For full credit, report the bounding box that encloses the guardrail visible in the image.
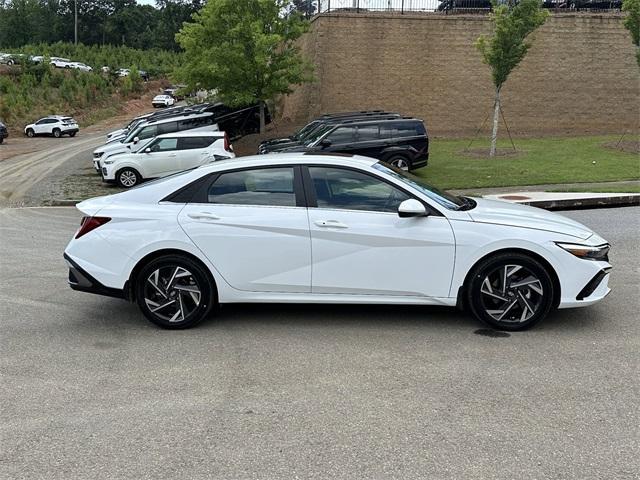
[303,0,623,15]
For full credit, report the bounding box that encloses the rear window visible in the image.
[179,136,219,150]
[178,116,214,131]
[381,121,426,138]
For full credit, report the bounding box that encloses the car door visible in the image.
[352,124,384,159]
[178,166,311,293]
[305,166,455,298]
[140,137,179,177]
[314,126,357,155]
[34,119,51,134]
[176,136,212,170]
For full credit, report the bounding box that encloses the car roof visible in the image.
[199,153,376,173]
[145,112,213,125]
[155,131,225,139]
[334,117,423,126]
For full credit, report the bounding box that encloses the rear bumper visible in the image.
[410,156,428,170]
[64,253,128,300]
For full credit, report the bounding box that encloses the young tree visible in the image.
[622,0,640,67]
[476,0,548,157]
[175,0,314,133]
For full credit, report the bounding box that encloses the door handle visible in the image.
[314,220,348,229]
[168,153,177,157]
[188,212,220,221]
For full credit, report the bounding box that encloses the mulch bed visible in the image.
[602,140,640,155]
[460,147,524,159]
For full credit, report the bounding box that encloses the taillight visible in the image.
[76,216,111,239]
[224,132,232,152]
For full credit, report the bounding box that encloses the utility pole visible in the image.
[74,0,78,44]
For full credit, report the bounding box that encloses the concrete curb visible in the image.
[482,194,640,211]
[48,199,83,207]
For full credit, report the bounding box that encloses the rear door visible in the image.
[178,166,311,293]
[141,137,179,177]
[176,136,217,170]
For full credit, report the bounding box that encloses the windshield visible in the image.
[304,124,334,146]
[293,121,321,141]
[373,162,466,210]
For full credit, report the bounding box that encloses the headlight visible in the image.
[555,242,610,261]
[103,159,115,165]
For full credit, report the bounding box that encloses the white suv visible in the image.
[101,131,235,188]
[24,116,79,138]
[152,95,176,108]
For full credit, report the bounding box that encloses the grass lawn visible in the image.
[413,136,640,190]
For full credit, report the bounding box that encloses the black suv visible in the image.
[0,120,8,144]
[258,111,400,154]
[278,117,429,171]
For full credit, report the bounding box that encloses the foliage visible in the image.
[476,0,548,89]
[0,0,201,51]
[622,0,640,66]
[3,42,182,77]
[289,0,317,16]
[175,0,314,129]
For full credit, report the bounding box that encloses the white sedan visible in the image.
[152,95,176,108]
[64,154,611,330]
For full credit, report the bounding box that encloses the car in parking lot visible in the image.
[50,57,73,68]
[275,117,429,171]
[64,154,611,331]
[101,131,234,188]
[24,116,79,138]
[0,120,8,144]
[69,61,93,72]
[152,94,176,108]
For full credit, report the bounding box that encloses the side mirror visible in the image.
[133,136,139,144]
[144,147,151,153]
[398,199,428,218]
[319,138,332,148]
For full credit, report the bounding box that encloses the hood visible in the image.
[94,142,131,155]
[467,198,593,240]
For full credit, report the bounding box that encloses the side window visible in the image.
[324,126,355,145]
[137,126,157,140]
[356,125,380,142]
[207,167,296,207]
[157,121,178,134]
[381,121,426,138]
[179,116,213,131]
[149,138,178,152]
[309,167,410,213]
[178,137,215,150]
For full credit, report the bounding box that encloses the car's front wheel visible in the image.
[69,131,77,137]
[466,253,555,331]
[135,255,216,329]
[116,167,141,188]
[26,129,35,138]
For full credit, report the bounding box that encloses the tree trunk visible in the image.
[259,102,266,134]
[490,86,501,158]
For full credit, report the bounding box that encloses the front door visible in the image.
[305,166,455,298]
[178,166,311,293]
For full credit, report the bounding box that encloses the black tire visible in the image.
[26,128,35,138]
[69,131,77,137]
[52,128,61,138]
[135,254,216,329]
[387,155,412,171]
[0,137,3,144]
[466,252,555,331]
[115,167,141,188]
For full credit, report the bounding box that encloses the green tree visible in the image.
[622,0,640,66]
[476,0,548,157]
[175,0,314,132]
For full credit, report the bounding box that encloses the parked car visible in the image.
[258,111,401,154]
[139,70,149,81]
[0,53,27,65]
[69,62,93,72]
[101,131,235,188]
[276,117,429,171]
[92,111,220,170]
[50,57,72,68]
[152,94,176,108]
[116,68,131,77]
[24,116,79,138]
[0,120,8,144]
[64,154,612,330]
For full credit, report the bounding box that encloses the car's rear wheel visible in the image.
[135,255,215,329]
[26,129,35,138]
[387,155,411,171]
[466,253,555,331]
[69,131,77,137]
[116,167,141,188]
[52,128,61,138]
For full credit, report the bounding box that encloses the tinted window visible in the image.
[380,121,426,138]
[157,121,178,134]
[208,168,295,207]
[137,125,158,140]
[325,126,355,145]
[309,167,410,213]
[179,116,214,131]
[149,138,178,152]
[356,125,380,142]
[179,137,217,150]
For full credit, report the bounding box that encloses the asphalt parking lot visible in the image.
[1,206,639,479]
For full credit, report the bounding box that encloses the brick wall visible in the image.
[281,13,640,137]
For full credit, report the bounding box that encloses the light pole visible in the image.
[74,0,78,44]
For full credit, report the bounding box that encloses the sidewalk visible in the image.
[451,181,640,210]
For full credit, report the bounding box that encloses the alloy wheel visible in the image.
[479,264,544,323]
[119,170,138,187]
[390,157,409,171]
[143,266,202,323]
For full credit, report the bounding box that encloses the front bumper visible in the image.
[64,253,128,300]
